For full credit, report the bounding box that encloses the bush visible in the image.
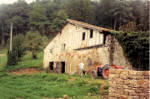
[7,34,25,66]
[23,31,48,59]
[88,85,99,94]
[13,34,25,58]
[7,50,18,66]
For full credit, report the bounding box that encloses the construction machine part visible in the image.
[102,66,110,79]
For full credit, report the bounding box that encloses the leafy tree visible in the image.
[65,0,96,24]
[95,0,115,28]
[23,31,48,59]
[131,0,149,31]
[111,0,133,30]
[28,3,49,34]
[51,10,68,32]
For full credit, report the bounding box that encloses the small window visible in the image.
[62,44,66,51]
[49,49,53,53]
[103,34,106,44]
[63,44,66,50]
[90,29,93,38]
[82,32,85,40]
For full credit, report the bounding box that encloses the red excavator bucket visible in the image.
[102,68,109,79]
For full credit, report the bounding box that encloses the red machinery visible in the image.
[93,64,124,79]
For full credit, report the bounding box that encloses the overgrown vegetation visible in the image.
[112,31,149,70]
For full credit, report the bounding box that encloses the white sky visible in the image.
[0,0,148,4]
[0,0,35,4]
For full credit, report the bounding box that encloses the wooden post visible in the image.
[10,22,13,51]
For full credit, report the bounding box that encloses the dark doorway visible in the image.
[49,62,54,71]
[97,67,103,76]
[56,62,65,73]
[61,62,65,73]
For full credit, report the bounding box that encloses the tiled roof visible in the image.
[67,19,113,32]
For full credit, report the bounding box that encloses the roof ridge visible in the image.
[67,19,113,32]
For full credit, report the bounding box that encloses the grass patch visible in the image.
[0,49,7,67]
[0,72,104,99]
[2,51,43,71]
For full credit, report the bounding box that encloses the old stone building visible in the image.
[43,19,131,74]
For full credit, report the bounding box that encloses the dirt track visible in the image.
[0,54,5,57]
[11,68,42,75]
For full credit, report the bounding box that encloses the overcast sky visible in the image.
[0,0,35,4]
[0,0,148,4]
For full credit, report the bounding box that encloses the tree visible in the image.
[111,0,133,30]
[23,31,48,59]
[65,0,96,24]
[28,3,49,33]
[131,0,149,31]
[50,10,68,32]
[95,0,115,28]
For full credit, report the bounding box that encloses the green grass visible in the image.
[0,72,106,99]
[0,49,7,67]
[0,49,108,99]
[2,51,43,71]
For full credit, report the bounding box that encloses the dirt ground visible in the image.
[11,68,42,75]
[0,54,5,57]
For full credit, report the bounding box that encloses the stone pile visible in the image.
[109,69,149,99]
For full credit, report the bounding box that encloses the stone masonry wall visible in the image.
[109,69,149,99]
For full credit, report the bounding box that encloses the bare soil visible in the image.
[0,54,5,57]
[68,78,75,83]
[11,68,42,75]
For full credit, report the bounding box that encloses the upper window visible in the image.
[49,49,53,53]
[90,29,93,38]
[82,32,85,40]
[63,44,66,50]
[62,43,66,51]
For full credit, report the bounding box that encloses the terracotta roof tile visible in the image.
[67,19,113,32]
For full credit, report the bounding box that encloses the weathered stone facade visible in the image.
[109,69,149,99]
[43,19,131,74]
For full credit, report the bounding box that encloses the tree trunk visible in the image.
[10,23,13,51]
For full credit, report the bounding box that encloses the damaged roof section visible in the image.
[67,19,113,33]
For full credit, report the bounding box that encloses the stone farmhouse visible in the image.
[43,19,131,74]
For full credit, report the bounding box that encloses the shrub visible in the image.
[88,85,99,94]
[23,31,48,59]
[7,34,25,66]
[7,50,18,66]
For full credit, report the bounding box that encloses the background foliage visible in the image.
[112,31,149,70]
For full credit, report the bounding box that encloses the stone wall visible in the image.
[109,69,149,99]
